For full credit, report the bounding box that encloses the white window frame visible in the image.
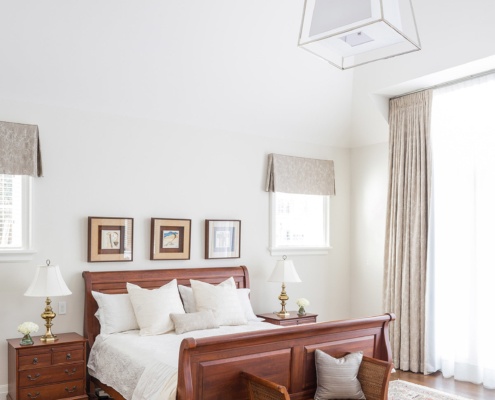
[0,175,36,262]
[269,192,331,256]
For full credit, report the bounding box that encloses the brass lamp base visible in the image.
[276,311,290,318]
[41,333,58,342]
[275,282,290,318]
[40,296,58,342]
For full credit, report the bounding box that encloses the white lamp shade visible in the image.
[268,259,302,283]
[298,0,421,69]
[24,264,72,297]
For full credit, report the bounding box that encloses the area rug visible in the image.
[389,380,473,400]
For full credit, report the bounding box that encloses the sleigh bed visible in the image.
[83,265,395,400]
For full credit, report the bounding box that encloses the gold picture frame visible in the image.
[150,218,191,260]
[88,217,134,262]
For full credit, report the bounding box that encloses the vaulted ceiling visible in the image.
[1,1,495,147]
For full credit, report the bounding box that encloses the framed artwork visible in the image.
[150,218,191,260]
[205,219,241,259]
[88,217,133,262]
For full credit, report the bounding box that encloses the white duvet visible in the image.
[87,321,280,400]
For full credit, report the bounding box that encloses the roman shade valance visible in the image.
[265,153,335,195]
[0,121,43,177]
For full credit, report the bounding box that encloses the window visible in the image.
[269,192,330,255]
[425,73,495,387]
[265,153,335,255]
[0,174,34,261]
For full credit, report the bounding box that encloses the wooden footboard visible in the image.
[177,313,395,400]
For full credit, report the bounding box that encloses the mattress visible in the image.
[87,321,280,400]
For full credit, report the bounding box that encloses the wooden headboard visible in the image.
[82,266,249,347]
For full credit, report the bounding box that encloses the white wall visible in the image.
[0,99,351,389]
[349,143,388,317]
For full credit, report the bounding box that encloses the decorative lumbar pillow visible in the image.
[314,350,366,400]
[190,277,247,326]
[170,310,219,334]
[92,291,139,334]
[127,279,185,336]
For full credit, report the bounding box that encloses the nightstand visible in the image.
[257,311,318,326]
[7,332,88,400]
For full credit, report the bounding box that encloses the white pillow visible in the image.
[190,278,247,326]
[236,288,262,321]
[92,291,139,335]
[180,282,260,321]
[178,285,197,313]
[127,279,185,336]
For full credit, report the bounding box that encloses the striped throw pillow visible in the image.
[314,350,366,400]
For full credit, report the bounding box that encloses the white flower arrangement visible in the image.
[17,322,39,335]
[296,298,310,308]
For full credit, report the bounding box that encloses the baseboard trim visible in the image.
[0,383,8,397]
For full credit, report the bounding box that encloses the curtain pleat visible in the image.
[384,90,432,373]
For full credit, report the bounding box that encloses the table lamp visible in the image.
[24,260,72,342]
[268,256,301,317]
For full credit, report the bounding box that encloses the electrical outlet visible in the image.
[59,301,67,315]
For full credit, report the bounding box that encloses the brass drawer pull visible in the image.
[66,353,72,360]
[27,392,40,399]
[65,367,77,376]
[27,373,41,381]
[32,357,38,365]
[65,385,77,393]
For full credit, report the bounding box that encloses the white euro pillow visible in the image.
[178,285,197,313]
[236,288,262,321]
[180,281,260,321]
[127,279,185,336]
[190,277,247,326]
[92,291,139,334]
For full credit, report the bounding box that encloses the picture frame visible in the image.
[88,217,134,262]
[150,218,191,260]
[205,219,241,259]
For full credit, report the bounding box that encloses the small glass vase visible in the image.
[297,306,306,316]
[20,333,34,346]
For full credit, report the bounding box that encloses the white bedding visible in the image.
[87,321,280,400]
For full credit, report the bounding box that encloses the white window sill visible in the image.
[0,249,37,262]
[268,246,331,256]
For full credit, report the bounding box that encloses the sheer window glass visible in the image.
[0,174,34,261]
[269,192,330,256]
[425,73,495,388]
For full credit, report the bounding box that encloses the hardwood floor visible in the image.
[392,370,495,399]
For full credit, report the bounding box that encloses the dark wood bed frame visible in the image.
[83,266,395,400]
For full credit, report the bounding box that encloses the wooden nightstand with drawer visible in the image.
[257,311,318,326]
[7,332,88,400]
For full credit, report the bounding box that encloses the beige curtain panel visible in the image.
[265,153,335,196]
[384,90,432,374]
[0,121,43,177]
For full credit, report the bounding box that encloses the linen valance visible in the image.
[265,153,335,196]
[0,121,43,177]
